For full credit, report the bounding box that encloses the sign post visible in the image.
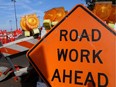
[27,4,116,87]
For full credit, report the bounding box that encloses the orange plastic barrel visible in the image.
[93,1,112,21]
[10,36,15,42]
[3,36,8,44]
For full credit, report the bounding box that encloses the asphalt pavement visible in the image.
[0,53,40,87]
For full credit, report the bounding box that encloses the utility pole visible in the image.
[11,0,18,29]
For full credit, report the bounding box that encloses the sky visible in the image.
[0,0,86,31]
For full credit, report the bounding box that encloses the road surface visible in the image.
[0,53,42,87]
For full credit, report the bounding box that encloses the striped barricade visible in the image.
[0,36,39,57]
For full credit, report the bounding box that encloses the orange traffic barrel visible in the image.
[3,36,8,44]
[10,37,15,42]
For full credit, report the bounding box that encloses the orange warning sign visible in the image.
[27,4,116,87]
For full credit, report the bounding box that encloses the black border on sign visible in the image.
[27,5,116,87]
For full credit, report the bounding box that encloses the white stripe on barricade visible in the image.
[5,44,29,52]
[0,36,39,57]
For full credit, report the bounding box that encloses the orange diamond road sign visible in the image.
[27,4,116,87]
